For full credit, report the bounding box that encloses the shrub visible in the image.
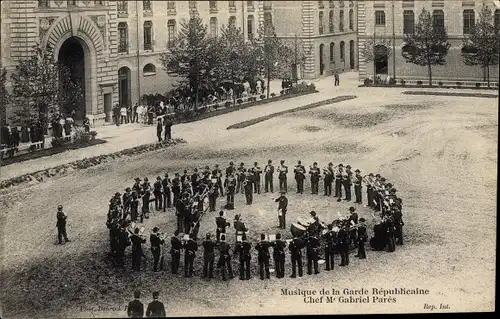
[236,99,243,105]
[456,81,462,87]
[438,81,444,87]
[308,83,316,91]
[364,78,373,86]
[260,94,266,100]
[51,137,67,148]
[400,79,406,86]
[416,81,423,86]
[225,101,232,108]
[270,93,276,98]
[213,104,219,110]
[389,78,397,85]
[475,83,481,88]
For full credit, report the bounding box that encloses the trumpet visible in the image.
[265,165,272,173]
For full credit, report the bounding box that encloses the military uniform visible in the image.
[356,221,368,259]
[237,164,246,194]
[294,162,306,194]
[264,161,274,192]
[146,298,166,318]
[150,231,165,272]
[309,164,321,195]
[202,237,216,278]
[161,175,171,211]
[338,225,350,266]
[56,208,70,244]
[275,194,288,229]
[255,238,271,280]
[190,170,199,195]
[235,239,252,280]
[306,235,320,275]
[251,164,262,194]
[272,237,286,278]
[323,164,334,196]
[224,175,236,210]
[323,228,338,271]
[131,232,146,271]
[278,162,288,193]
[153,178,163,211]
[212,167,224,196]
[343,167,353,201]
[217,241,234,281]
[171,175,181,206]
[130,191,139,221]
[183,237,198,277]
[288,237,304,278]
[354,170,363,203]
[127,298,144,318]
[170,236,182,274]
[115,228,130,268]
[244,172,253,205]
[335,166,344,198]
[216,215,230,242]
[208,181,219,212]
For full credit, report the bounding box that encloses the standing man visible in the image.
[251,162,262,194]
[153,177,163,211]
[131,228,146,271]
[133,103,139,123]
[306,233,320,275]
[343,165,353,201]
[366,173,375,208]
[323,224,338,271]
[289,236,304,278]
[127,291,144,318]
[164,116,173,140]
[338,221,350,266]
[243,170,253,205]
[274,192,288,229]
[277,160,288,193]
[171,173,181,206]
[150,227,165,272]
[234,234,252,280]
[225,161,235,186]
[202,233,216,279]
[141,180,151,223]
[183,234,197,277]
[190,168,200,195]
[113,104,121,126]
[145,292,166,318]
[215,210,230,242]
[156,118,163,142]
[217,234,234,281]
[130,191,139,222]
[334,70,340,86]
[264,159,274,193]
[208,181,219,212]
[294,160,306,194]
[272,233,286,278]
[170,234,182,274]
[323,162,334,196]
[236,163,246,194]
[212,164,224,196]
[255,234,271,280]
[355,218,368,259]
[335,164,344,201]
[354,169,363,204]
[162,173,171,211]
[56,205,70,245]
[309,162,321,195]
[224,173,236,210]
[348,207,359,248]
[127,104,133,124]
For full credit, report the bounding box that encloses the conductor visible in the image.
[275,192,288,229]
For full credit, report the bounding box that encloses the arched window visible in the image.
[319,12,324,34]
[167,20,176,48]
[118,22,128,53]
[339,10,344,32]
[143,21,153,50]
[330,42,335,62]
[143,63,156,75]
[349,9,354,30]
[329,10,334,33]
[247,15,254,39]
[340,41,345,61]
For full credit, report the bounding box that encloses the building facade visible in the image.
[0,0,263,126]
[357,0,500,82]
[266,0,359,79]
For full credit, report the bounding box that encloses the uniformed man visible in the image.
[132,178,142,196]
[217,234,234,281]
[294,160,306,194]
[131,228,146,271]
[180,169,189,188]
[243,170,254,205]
[174,194,186,235]
[335,164,344,200]
[127,290,144,318]
[234,234,252,280]
[212,164,224,196]
[343,165,353,201]
[237,163,246,194]
[224,173,236,210]
[122,188,132,218]
[385,214,396,253]
[366,173,375,208]
[202,233,216,279]
[309,162,321,195]
[355,218,368,259]
[115,227,130,268]
[216,210,230,242]
[141,180,151,222]
[393,199,404,246]
[323,162,334,196]
[306,233,320,275]
[170,234,182,274]
[251,162,262,194]
[162,173,171,212]
[264,159,274,193]
[277,160,288,193]
[208,179,219,212]
[225,161,235,188]
[255,233,271,280]
[183,234,198,277]
[275,192,288,229]
[153,177,163,211]
[56,205,70,244]
[191,168,199,194]
[233,214,248,238]
[338,221,350,266]
[348,207,359,248]
[354,169,363,204]
[288,236,304,278]
[145,291,166,318]
[272,233,286,278]
[171,173,181,205]
[190,201,202,241]
[150,227,165,272]
[323,224,338,271]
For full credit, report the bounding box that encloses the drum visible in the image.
[297,217,311,228]
[290,223,307,238]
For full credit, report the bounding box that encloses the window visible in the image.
[375,11,385,26]
[143,64,156,74]
[329,0,334,8]
[349,9,354,30]
[118,22,128,53]
[209,1,217,9]
[144,21,152,50]
[340,41,345,61]
[329,10,334,33]
[247,15,254,39]
[143,0,151,11]
[67,0,76,6]
[495,10,500,33]
[210,17,218,37]
[264,12,273,29]
[167,1,175,10]
[403,10,414,34]
[229,1,235,8]
[229,16,236,28]
[38,0,48,7]
[318,1,324,8]
[433,10,444,29]
[330,42,335,62]
[463,9,475,34]
[189,1,197,9]
[319,12,324,34]
[339,10,344,32]
[167,20,176,48]
[247,1,254,7]
[117,1,127,13]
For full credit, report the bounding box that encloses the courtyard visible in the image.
[0,76,497,317]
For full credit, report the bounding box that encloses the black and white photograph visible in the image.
[0,0,497,317]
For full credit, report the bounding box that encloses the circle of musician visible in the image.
[104,160,404,280]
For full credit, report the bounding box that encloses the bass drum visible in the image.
[290,223,307,238]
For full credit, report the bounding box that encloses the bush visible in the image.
[260,94,266,100]
[389,78,396,85]
[213,104,219,110]
[364,78,373,86]
[374,75,382,85]
[236,99,243,105]
[51,137,67,148]
[225,101,232,108]
[475,83,481,88]
[270,93,276,98]
[438,81,444,87]
[400,79,406,86]
[456,81,462,87]
[416,81,423,86]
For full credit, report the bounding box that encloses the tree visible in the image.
[0,66,8,126]
[401,8,450,86]
[461,5,500,87]
[160,13,217,108]
[361,38,392,80]
[58,65,85,117]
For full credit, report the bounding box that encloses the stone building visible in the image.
[357,0,500,82]
[0,0,263,126]
[266,0,359,79]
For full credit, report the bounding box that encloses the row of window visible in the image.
[318,1,354,8]
[375,9,500,35]
[319,9,355,35]
[39,1,105,7]
[118,1,252,13]
[327,41,349,62]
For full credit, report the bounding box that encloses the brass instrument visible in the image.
[265,165,272,173]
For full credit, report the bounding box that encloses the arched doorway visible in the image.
[58,37,85,121]
[374,45,389,75]
[118,67,131,108]
[319,44,325,75]
[349,40,355,69]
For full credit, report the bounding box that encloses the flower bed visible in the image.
[0,138,186,189]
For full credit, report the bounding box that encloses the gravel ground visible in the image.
[0,83,497,317]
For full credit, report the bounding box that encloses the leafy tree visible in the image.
[160,13,217,108]
[461,5,500,86]
[361,38,392,80]
[0,66,8,126]
[58,65,85,116]
[401,8,450,86]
